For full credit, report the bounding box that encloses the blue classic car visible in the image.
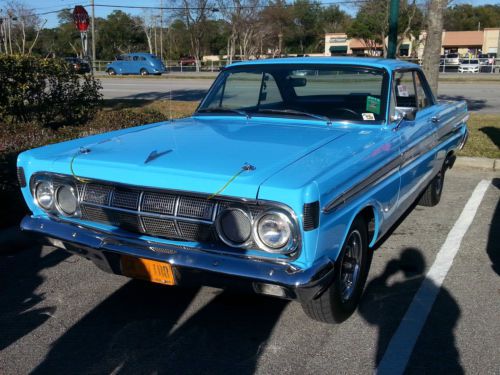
[17,58,468,323]
[106,53,166,76]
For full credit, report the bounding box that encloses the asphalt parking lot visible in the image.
[0,167,498,374]
[100,77,500,114]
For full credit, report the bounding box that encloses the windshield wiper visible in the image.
[197,107,250,119]
[256,108,332,124]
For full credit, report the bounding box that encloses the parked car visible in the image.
[17,58,468,324]
[458,59,480,73]
[106,53,166,76]
[444,53,460,65]
[178,56,196,66]
[64,57,91,74]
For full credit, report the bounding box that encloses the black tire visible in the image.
[302,216,371,324]
[419,166,445,207]
[107,68,116,76]
[140,68,149,76]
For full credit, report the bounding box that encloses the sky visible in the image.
[2,0,499,29]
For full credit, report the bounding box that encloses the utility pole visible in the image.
[387,0,400,59]
[154,16,158,56]
[91,0,96,67]
[160,0,163,61]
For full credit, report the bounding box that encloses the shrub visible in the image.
[0,55,102,125]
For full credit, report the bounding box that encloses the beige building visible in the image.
[325,28,500,58]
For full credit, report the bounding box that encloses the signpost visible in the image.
[73,6,90,66]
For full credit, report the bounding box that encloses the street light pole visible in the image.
[387,0,400,59]
[91,0,96,66]
[160,0,163,61]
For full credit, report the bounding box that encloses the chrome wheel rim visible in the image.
[340,229,362,302]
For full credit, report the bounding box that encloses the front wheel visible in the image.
[419,166,445,207]
[302,216,371,324]
[107,68,116,76]
[140,68,149,76]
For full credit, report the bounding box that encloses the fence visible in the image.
[92,59,238,73]
[91,58,500,75]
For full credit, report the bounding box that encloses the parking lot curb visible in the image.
[455,156,499,171]
[0,226,37,254]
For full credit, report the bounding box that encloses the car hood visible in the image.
[40,117,347,199]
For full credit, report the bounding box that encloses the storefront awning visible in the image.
[330,45,348,53]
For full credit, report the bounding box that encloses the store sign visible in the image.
[329,38,347,43]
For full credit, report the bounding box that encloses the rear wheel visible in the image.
[419,166,445,207]
[302,216,371,324]
[140,68,149,76]
[107,68,116,76]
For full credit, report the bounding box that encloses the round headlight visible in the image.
[56,184,78,215]
[35,181,54,210]
[255,211,292,251]
[216,207,252,247]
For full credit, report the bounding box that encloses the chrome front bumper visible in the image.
[21,216,335,302]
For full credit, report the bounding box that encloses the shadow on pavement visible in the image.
[487,178,500,275]
[480,127,500,150]
[113,89,207,102]
[359,248,463,373]
[0,246,71,351]
[438,94,487,111]
[32,281,287,374]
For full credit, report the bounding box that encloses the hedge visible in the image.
[0,55,102,125]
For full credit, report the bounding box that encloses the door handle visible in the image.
[431,116,440,123]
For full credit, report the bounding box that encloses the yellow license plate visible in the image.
[121,256,175,285]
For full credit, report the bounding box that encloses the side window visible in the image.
[133,56,139,61]
[394,71,416,108]
[414,72,432,110]
[259,73,283,106]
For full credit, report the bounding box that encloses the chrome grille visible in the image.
[177,221,213,242]
[83,184,112,205]
[79,182,224,243]
[177,196,214,220]
[112,189,140,210]
[141,192,176,215]
[142,216,177,238]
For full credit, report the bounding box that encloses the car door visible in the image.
[394,69,437,213]
[131,55,141,74]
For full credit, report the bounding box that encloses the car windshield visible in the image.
[197,64,389,123]
[464,59,479,64]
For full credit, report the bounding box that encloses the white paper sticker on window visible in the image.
[397,85,409,97]
[362,113,375,121]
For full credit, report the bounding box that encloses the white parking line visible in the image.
[375,179,491,375]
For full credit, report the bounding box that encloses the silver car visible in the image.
[445,53,460,65]
[458,59,480,73]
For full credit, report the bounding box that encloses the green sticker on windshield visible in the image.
[366,96,381,115]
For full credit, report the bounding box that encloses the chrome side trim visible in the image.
[323,110,467,214]
[323,155,401,213]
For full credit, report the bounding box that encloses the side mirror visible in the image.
[394,106,417,121]
[289,77,307,87]
[392,108,414,131]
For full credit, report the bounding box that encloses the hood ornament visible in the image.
[144,149,173,164]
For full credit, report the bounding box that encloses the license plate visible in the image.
[120,255,175,285]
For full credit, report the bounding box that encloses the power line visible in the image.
[92,0,370,11]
